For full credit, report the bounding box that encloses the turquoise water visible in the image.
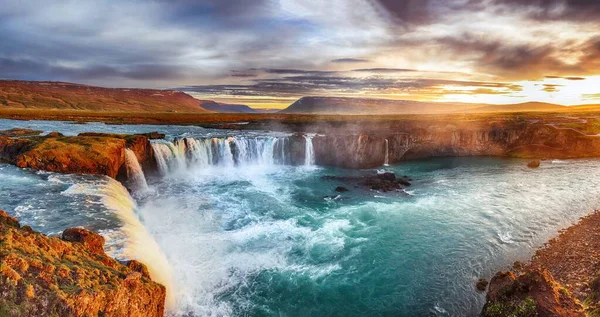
[2,119,600,316]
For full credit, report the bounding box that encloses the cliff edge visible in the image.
[482,212,600,316]
[0,210,166,317]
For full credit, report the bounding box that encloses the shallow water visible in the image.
[1,119,600,316]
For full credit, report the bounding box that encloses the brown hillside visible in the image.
[0,80,210,112]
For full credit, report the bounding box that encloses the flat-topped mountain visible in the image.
[198,100,258,113]
[279,96,573,115]
[0,80,210,112]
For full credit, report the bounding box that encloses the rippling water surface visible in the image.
[1,119,600,316]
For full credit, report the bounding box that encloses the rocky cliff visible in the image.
[304,121,600,168]
[0,132,157,181]
[0,210,165,317]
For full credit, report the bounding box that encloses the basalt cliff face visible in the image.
[0,210,165,317]
[305,122,600,168]
[0,132,157,180]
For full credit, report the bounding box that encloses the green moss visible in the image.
[484,297,537,317]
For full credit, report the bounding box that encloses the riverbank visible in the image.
[483,211,600,316]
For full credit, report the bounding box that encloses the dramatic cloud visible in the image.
[0,0,598,106]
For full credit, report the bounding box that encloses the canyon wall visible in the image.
[308,123,600,168]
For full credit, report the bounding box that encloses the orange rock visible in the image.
[61,228,106,256]
[0,215,166,317]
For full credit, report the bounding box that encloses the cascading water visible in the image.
[384,139,390,166]
[151,136,291,174]
[304,134,316,166]
[124,149,149,192]
[98,178,176,308]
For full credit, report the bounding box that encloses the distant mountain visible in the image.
[280,97,570,115]
[198,100,258,113]
[0,80,210,112]
[280,97,483,114]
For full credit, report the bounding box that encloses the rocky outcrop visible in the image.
[0,134,126,178]
[322,172,411,193]
[0,131,160,182]
[77,132,158,177]
[483,212,600,316]
[0,210,165,317]
[483,270,583,317]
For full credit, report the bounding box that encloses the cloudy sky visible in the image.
[1,0,599,108]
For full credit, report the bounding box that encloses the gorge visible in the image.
[2,116,600,316]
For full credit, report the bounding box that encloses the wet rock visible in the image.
[527,160,541,168]
[126,260,151,279]
[323,172,412,193]
[335,186,349,192]
[62,228,106,256]
[46,131,64,137]
[0,210,20,228]
[476,278,489,291]
[0,128,43,137]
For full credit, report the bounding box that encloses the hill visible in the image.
[279,97,481,114]
[0,80,210,112]
[198,100,257,113]
[280,97,570,115]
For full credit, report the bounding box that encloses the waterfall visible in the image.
[151,136,291,174]
[304,134,315,166]
[384,139,390,166]
[95,178,176,309]
[124,149,149,192]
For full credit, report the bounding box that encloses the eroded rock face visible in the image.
[482,269,583,317]
[0,210,166,317]
[296,123,600,168]
[0,131,158,181]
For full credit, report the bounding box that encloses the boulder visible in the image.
[527,160,541,168]
[476,278,489,291]
[335,186,349,192]
[46,131,64,137]
[126,260,151,279]
[62,228,106,256]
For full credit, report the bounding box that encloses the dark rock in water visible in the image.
[323,172,412,193]
[527,160,540,168]
[335,186,349,192]
[46,131,64,137]
[476,278,489,291]
[379,172,396,181]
